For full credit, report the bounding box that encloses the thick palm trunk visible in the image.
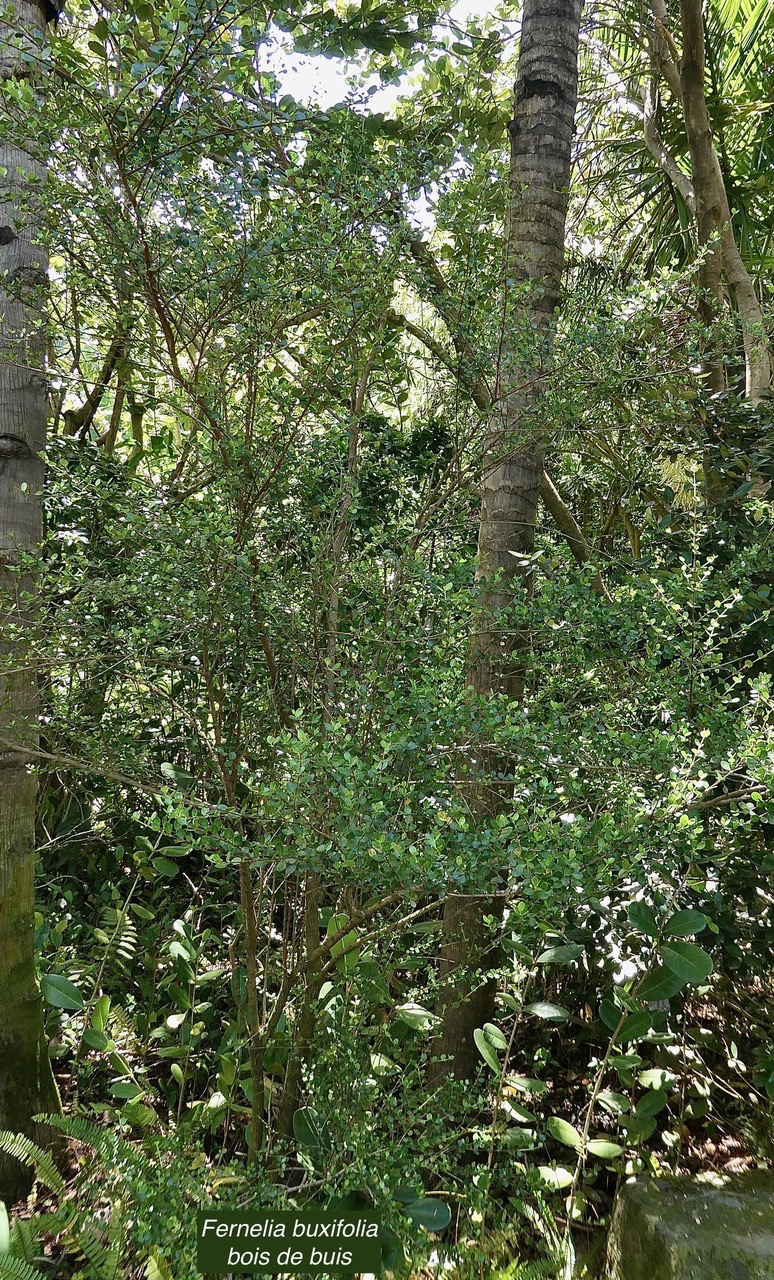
[431,0,583,1081]
[0,0,60,1203]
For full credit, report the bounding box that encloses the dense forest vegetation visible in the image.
[0,0,772,1275]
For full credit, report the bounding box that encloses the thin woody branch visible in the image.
[62,316,134,438]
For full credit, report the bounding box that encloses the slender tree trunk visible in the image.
[677,0,771,405]
[651,0,771,405]
[0,0,61,1202]
[431,0,583,1081]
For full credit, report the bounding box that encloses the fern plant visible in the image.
[0,1120,175,1280]
[93,907,138,981]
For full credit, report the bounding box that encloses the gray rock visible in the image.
[605,1171,774,1280]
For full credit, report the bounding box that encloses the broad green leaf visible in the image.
[627,902,659,937]
[536,944,584,965]
[597,1090,629,1115]
[482,1022,508,1051]
[506,1076,548,1095]
[152,857,180,878]
[635,1089,668,1117]
[395,1002,439,1031]
[620,1114,656,1143]
[146,1249,175,1280]
[110,1080,144,1100]
[538,1166,574,1190]
[0,1202,9,1255]
[474,1027,500,1073]
[637,966,686,1001]
[92,994,110,1031]
[122,1102,156,1128]
[393,1186,423,1205]
[131,904,155,921]
[379,1225,404,1272]
[40,974,84,1011]
[617,1011,652,1043]
[524,1002,570,1021]
[370,1053,398,1077]
[638,1069,675,1090]
[659,942,713,985]
[82,1028,109,1051]
[586,1139,623,1159]
[403,1198,451,1232]
[547,1117,582,1149]
[499,1099,537,1124]
[327,913,359,975]
[662,910,706,937]
[293,1107,331,1152]
[600,998,619,1030]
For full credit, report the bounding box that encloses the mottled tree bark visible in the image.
[431,0,583,1081]
[0,0,61,1203]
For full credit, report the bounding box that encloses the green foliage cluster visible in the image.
[0,0,771,1274]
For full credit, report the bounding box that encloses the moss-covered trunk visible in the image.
[0,0,61,1203]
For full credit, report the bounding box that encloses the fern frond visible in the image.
[72,1217,125,1280]
[41,1115,117,1161]
[0,1134,65,1197]
[94,909,138,979]
[145,1250,174,1280]
[8,1217,41,1265]
[0,1256,43,1280]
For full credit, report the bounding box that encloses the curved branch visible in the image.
[62,316,134,439]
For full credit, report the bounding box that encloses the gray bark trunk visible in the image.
[432,0,583,1081]
[0,0,61,1203]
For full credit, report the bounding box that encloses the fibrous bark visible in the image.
[0,0,61,1203]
